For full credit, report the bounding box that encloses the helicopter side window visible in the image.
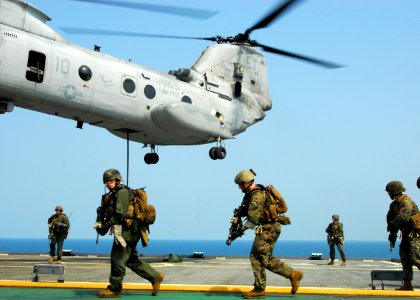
[79,65,92,81]
[121,75,137,97]
[144,85,156,99]
[123,79,136,93]
[181,96,192,104]
[26,50,46,83]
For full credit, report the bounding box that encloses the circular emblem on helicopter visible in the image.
[59,85,82,100]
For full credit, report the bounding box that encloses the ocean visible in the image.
[0,238,401,259]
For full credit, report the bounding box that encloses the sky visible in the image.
[1,0,420,242]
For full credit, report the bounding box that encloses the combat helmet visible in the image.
[234,169,256,184]
[385,181,406,196]
[103,169,122,183]
[332,214,339,220]
[55,205,63,211]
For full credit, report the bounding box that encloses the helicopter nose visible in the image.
[258,96,272,111]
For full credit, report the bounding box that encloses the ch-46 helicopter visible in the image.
[0,0,341,164]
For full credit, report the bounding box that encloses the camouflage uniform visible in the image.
[387,194,420,282]
[105,184,161,293]
[325,221,346,263]
[48,212,70,261]
[244,185,295,290]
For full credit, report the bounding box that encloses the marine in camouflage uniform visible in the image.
[47,205,70,264]
[386,180,420,291]
[325,214,346,266]
[234,169,303,299]
[96,169,164,298]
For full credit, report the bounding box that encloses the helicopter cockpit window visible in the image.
[181,96,192,104]
[26,50,46,83]
[144,85,156,99]
[78,65,92,81]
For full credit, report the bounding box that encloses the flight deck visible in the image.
[1,254,420,298]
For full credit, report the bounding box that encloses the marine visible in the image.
[96,169,164,298]
[234,169,303,298]
[47,205,70,264]
[386,180,420,291]
[325,214,346,266]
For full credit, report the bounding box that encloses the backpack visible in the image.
[124,188,156,228]
[410,212,420,231]
[263,185,291,225]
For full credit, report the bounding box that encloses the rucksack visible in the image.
[124,188,156,228]
[263,185,291,225]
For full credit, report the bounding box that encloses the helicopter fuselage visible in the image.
[0,0,272,148]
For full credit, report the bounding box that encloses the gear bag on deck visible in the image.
[263,185,291,225]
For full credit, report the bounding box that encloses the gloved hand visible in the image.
[111,225,127,248]
[56,222,67,228]
[95,222,110,236]
[388,233,397,252]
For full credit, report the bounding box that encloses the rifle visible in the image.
[388,232,398,252]
[226,197,250,245]
[94,194,111,244]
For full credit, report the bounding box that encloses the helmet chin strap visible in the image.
[242,181,254,193]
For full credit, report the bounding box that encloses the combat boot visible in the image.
[48,256,55,264]
[97,288,121,298]
[290,270,303,294]
[395,280,414,291]
[152,273,164,296]
[341,262,346,266]
[55,260,62,264]
[327,260,334,265]
[243,288,266,299]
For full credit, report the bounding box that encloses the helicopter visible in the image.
[0,0,341,164]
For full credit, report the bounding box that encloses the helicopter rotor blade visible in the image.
[66,0,218,20]
[60,27,218,41]
[245,0,302,35]
[255,42,343,69]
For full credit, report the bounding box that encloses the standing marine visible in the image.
[48,205,70,264]
[233,169,303,298]
[325,214,346,266]
[386,180,420,291]
[96,168,164,298]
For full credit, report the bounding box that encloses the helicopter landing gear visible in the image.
[209,138,226,160]
[144,145,159,164]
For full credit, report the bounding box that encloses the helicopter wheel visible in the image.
[144,152,159,164]
[216,147,226,159]
[209,146,226,160]
[209,147,218,160]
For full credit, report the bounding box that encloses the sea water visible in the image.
[0,238,400,259]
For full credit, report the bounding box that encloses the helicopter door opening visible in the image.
[26,50,46,83]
